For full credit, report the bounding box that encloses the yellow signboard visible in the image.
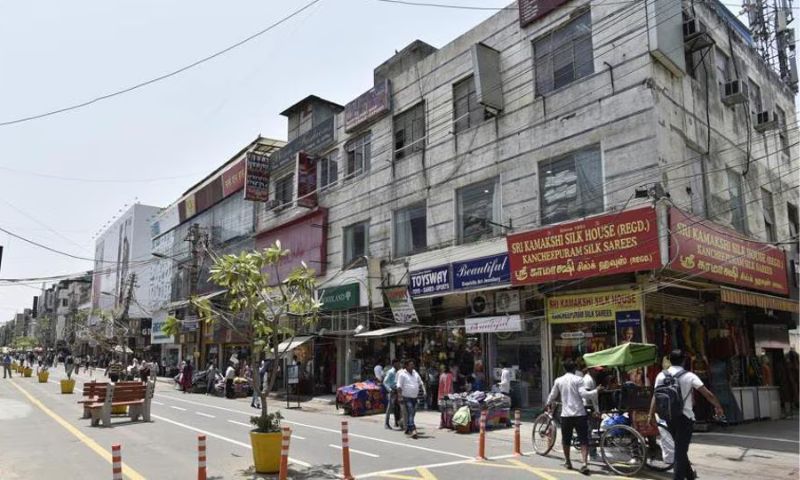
[546,288,642,324]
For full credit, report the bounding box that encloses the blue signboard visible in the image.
[409,265,451,297]
[452,253,510,290]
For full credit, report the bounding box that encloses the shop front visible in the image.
[151,309,180,376]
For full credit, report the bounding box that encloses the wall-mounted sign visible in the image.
[409,265,451,297]
[465,315,522,334]
[385,286,419,324]
[296,151,317,209]
[272,117,336,171]
[344,80,392,133]
[243,152,271,202]
[453,253,510,290]
[546,289,642,324]
[668,207,789,295]
[507,207,660,285]
[222,159,246,197]
[518,0,569,27]
[318,283,360,311]
[254,209,328,283]
[182,316,199,333]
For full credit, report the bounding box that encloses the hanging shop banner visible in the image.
[385,286,419,324]
[409,265,451,297]
[615,311,642,344]
[318,283,360,311]
[452,253,510,290]
[546,289,642,324]
[465,314,522,334]
[344,79,392,133]
[295,151,318,208]
[668,207,789,295]
[222,159,246,197]
[507,207,660,285]
[243,152,270,202]
[518,0,569,27]
[272,117,336,171]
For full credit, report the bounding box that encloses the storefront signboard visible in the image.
[344,79,392,133]
[546,289,642,324]
[151,311,174,344]
[465,314,522,334]
[243,152,270,202]
[272,116,336,170]
[452,253,510,290]
[409,265,451,297]
[384,286,419,324]
[668,207,789,295]
[182,316,199,333]
[318,283,360,311]
[222,159,246,197]
[507,207,660,285]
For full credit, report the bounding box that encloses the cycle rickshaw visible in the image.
[532,343,674,476]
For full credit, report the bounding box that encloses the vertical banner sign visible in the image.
[243,152,270,202]
[409,265,451,297]
[221,159,246,197]
[615,311,642,344]
[668,207,789,295]
[507,207,660,285]
[384,286,419,324]
[295,151,318,208]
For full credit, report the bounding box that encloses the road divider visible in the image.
[197,435,207,480]
[111,444,122,480]
[279,427,291,480]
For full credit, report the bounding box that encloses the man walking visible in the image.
[224,361,236,399]
[546,358,598,474]
[383,359,400,429]
[397,359,424,438]
[106,357,123,383]
[649,350,724,480]
[2,352,12,378]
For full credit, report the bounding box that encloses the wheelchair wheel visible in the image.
[600,424,646,476]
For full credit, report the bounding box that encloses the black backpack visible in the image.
[654,370,688,422]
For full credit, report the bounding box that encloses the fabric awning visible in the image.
[720,287,799,313]
[354,325,415,338]
[265,336,315,359]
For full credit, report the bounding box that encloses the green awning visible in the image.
[583,343,657,371]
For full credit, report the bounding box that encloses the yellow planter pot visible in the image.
[23,368,33,378]
[60,378,76,394]
[112,405,128,415]
[249,431,283,474]
[37,371,49,383]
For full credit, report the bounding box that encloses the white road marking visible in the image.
[170,406,187,411]
[162,393,472,459]
[151,414,311,467]
[226,419,304,439]
[357,451,537,478]
[196,411,215,418]
[695,432,799,444]
[152,401,164,405]
[329,444,380,458]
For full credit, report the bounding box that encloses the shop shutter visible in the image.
[645,292,707,318]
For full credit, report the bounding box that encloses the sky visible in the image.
[0,0,514,320]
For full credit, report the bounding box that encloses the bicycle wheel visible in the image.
[646,424,675,472]
[600,424,646,476]
[531,413,557,455]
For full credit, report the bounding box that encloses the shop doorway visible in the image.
[314,338,338,395]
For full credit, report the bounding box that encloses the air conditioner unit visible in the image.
[722,79,748,106]
[468,291,494,316]
[753,111,779,132]
[683,16,714,51]
[495,290,520,313]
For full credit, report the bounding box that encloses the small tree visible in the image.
[166,241,319,428]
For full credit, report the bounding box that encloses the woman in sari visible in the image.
[181,360,194,393]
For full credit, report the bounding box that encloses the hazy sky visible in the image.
[0,0,514,318]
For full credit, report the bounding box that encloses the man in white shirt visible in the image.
[546,359,599,474]
[224,362,236,399]
[498,362,512,395]
[649,350,723,480]
[396,359,424,438]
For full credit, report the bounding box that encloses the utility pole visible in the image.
[117,272,136,365]
[186,224,204,367]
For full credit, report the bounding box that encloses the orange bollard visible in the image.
[197,434,207,480]
[477,410,487,460]
[279,427,291,480]
[513,409,522,456]
[341,420,354,480]
[111,444,123,480]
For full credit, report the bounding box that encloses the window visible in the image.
[394,103,425,160]
[274,174,294,207]
[727,169,746,232]
[457,177,500,244]
[539,146,603,224]
[61,298,68,307]
[761,188,776,242]
[748,79,762,116]
[343,221,369,266]
[533,10,594,95]
[345,132,371,177]
[319,151,339,189]
[788,203,799,240]
[776,107,790,159]
[394,202,427,257]
[453,75,486,133]
[715,48,731,97]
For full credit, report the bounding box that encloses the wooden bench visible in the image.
[87,380,155,427]
[78,381,140,418]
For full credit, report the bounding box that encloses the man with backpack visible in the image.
[649,350,724,480]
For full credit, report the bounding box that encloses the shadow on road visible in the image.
[235,464,341,479]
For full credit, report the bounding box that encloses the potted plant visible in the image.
[249,411,285,473]
[165,241,318,474]
[60,356,76,394]
[23,364,33,377]
[37,365,49,383]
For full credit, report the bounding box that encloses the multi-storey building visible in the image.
[244,0,797,410]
